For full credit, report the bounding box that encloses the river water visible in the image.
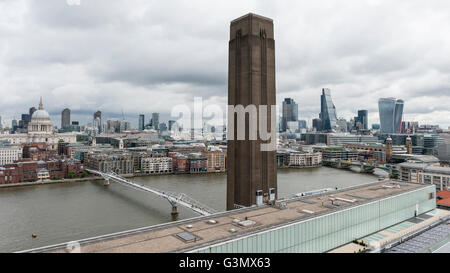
[0,167,387,252]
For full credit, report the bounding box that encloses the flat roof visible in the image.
[231,13,273,24]
[30,181,431,253]
[399,162,450,175]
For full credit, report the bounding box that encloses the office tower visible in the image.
[336,118,348,132]
[93,118,101,134]
[125,121,131,131]
[139,114,145,131]
[94,111,102,120]
[320,88,338,131]
[113,120,121,133]
[94,111,102,133]
[378,98,404,134]
[29,107,37,118]
[0,116,2,129]
[394,100,404,133]
[23,114,31,122]
[286,121,299,133]
[12,119,17,128]
[312,118,322,131]
[61,108,71,129]
[168,120,176,131]
[152,113,159,130]
[20,114,30,129]
[298,120,307,129]
[120,120,131,132]
[93,111,102,123]
[159,123,167,132]
[227,13,277,210]
[281,98,298,132]
[106,120,114,133]
[347,120,354,132]
[357,110,368,130]
[278,116,283,132]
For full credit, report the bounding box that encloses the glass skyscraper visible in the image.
[378,98,404,134]
[168,120,176,131]
[152,113,159,130]
[61,108,71,129]
[138,114,145,131]
[394,100,404,133]
[93,111,102,133]
[298,120,307,129]
[356,110,368,130]
[281,98,298,132]
[320,88,338,131]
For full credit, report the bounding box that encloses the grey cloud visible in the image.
[0,0,449,128]
[28,0,126,30]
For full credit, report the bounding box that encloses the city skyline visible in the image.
[0,93,446,132]
[0,0,449,128]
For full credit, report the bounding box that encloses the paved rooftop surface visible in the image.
[29,181,427,253]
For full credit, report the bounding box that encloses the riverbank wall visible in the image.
[0,165,325,189]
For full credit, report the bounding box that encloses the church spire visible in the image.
[39,97,43,110]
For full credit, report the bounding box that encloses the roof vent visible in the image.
[229,228,237,233]
[302,209,315,214]
[206,220,217,224]
[238,220,256,227]
[176,232,198,243]
[275,201,288,210]
[186,224,193,229]
[334,197,356,203]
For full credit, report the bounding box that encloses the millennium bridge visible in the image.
[86,169,217,216]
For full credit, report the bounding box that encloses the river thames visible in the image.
[0,167,387,252]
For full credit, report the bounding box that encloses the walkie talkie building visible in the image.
[378,98,404,134]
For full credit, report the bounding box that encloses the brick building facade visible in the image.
[22,143,57,161]
[0,159,84,184]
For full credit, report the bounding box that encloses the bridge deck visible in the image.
[29,181,426,253]
[86,169,217,216]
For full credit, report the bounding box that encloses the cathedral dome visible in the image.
[28,97,54,134]
[32,109,51,120]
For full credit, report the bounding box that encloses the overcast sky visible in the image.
[1,0,449,128]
